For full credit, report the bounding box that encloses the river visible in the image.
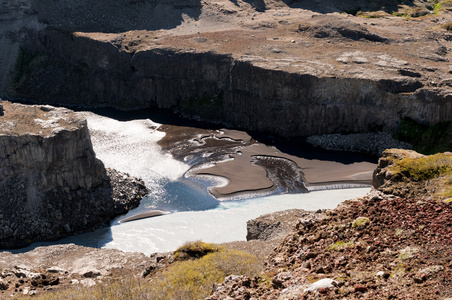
[15,111,373,255]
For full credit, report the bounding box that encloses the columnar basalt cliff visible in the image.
[0,101,147,248]
[10,28,452,137]
[2,0,452,139]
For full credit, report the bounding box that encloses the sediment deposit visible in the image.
[0,101,147,248]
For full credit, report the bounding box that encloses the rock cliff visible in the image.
[2,0,452,140]
[0,100,147,248]
[9,28,452,137]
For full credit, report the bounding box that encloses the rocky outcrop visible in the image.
[372,148,452,200]
[246,209,325,242]
[0,101,147,248]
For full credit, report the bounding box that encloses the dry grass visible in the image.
[17,242,262,300]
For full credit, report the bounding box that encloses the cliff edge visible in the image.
[0,100,147,248]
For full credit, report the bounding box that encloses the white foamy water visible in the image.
[102,188,369,255]
[77,111,190,191]
[17,112,369,255]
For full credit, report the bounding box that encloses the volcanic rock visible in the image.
[0,101,147,248]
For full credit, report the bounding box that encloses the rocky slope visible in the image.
[0,244,155,297]
[1,150,451,299]
[207,150,452,299]
[0,100,147,248]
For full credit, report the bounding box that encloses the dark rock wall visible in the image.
[11,29,452,137]
[0,103,146,248]
[0,123,107,191]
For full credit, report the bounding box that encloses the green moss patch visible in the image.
[329,240,356,251]
[392,153,452,181]
[352,217,370,228]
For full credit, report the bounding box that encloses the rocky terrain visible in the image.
[1,149,450,299]
[0,0,452,299]
[0,100,147,248]
[208,149,452,299]
[0,244,155,297]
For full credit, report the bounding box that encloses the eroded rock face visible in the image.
[0,102,147,248]
[246,209,325,242]
[9,28,452,137]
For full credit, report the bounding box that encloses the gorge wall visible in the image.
[0,101,147,248]
[8,28,452,137]
[2,0,452,139]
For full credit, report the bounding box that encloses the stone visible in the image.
[0,278,9,290]
[304,278,337,292]
[80,278,96,288]
[46,266,68,274]
[354,283,368,292]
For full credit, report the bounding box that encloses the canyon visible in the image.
[0,0,451,298]
[1,0,452,138]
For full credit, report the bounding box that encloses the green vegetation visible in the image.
[329,240,355,251]
[392,153,452,181]
[18,242,261,300]
[431,0,452,13]
[174,240,220,261]
[396,118,452,155]
[347,0,452,19]
[351,217,370,228]
[149,249,260,299]
[390,262,406,277]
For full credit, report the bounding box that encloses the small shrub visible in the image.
[148,249,261,300]
[174,240,219,261]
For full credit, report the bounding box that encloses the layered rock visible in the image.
[2,1,452,141]
[10,29,452,137]
[0,101,147,248]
